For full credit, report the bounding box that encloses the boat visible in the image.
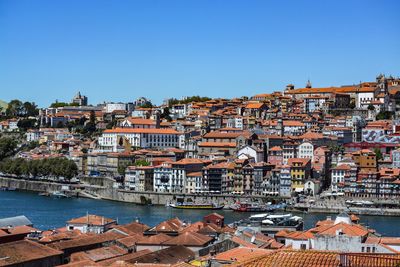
[235,213,304,234]
[0,186,17,191]
[39,192,50,197]
[51,191,68,198]
[170,202,224,210]
[231,202,268,212]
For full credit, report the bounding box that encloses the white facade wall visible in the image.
[298,142,314,161]
[99,132,182,152]
[356,92,374,108]
[106,103,127,113]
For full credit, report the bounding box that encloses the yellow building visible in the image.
[288,158,311,193]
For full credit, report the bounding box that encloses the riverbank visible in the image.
[2,190,400,237]
[2,176,400,217]
[287,206,400,216]
[0,176,276,206]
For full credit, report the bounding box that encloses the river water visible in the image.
[1,191,399,236]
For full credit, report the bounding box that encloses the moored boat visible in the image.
[51,191,68,198]
[170,202,224,210]
[231,202,268,212]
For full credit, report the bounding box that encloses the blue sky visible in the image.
[0,0,399,107]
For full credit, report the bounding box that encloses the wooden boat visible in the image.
[170,202,224,210]
[231,202,268,212]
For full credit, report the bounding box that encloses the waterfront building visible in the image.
[185,171,203,194]
[279,164,292,197]
[331,164,351,193]
[288,158,311,193]
[170,158,204,193]
[66,214,116,234]
[124,165,154,191]
[203,161,235,194]
[86,152,135,176]
[153,162,173,193]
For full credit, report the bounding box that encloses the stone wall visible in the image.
[0,176,276,206]
[0,176,62,192]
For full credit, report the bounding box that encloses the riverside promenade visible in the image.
[0,176,275,206]
[2,175,400,216]
[289,196,400,216]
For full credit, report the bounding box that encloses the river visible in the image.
[1,191,399,237]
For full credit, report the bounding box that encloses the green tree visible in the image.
[0,137,17,161]
[161,107,172,122]
[17,119,37,131]
[134,159,150,166]
[141,102,153,108]
[367,104,375,111]
[22,102,39,117]
[376,111,394,120]
[50,102,79,108]
[167,96,211,107]
[6,100,23,117]
[374,148,383,161]
[83,111,96,134]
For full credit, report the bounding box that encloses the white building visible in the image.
[237,145,263,162]
[185,172,203,193]
[331,164,351,193]
[356,90,375,108]
[171,103,188,119]
[235,117,244,129]
[66,214,116,234]
[153,162,173,193]
[297,142,314,161]
[279,165,291,198]
[105,102,127,113]
[26,129,41,142]
[98,128,183,152]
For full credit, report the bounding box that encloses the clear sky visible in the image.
[0,0,399,107]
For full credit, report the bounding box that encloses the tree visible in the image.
[50,102,79,108]
[134,159,150,166]
[376,111,394,120]
[117,161,131,176]
[0,137,17,161]
[374,148,383,161]
[161,107,172,122]
[83,111,96,134]
[6,100,23,117]
[141,102,153,108]
[17,119,37,131]
[22,102,39,117]
[367,104,375,111]
[167,96,211,107]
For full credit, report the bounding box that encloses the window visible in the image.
[300,244,307,250]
